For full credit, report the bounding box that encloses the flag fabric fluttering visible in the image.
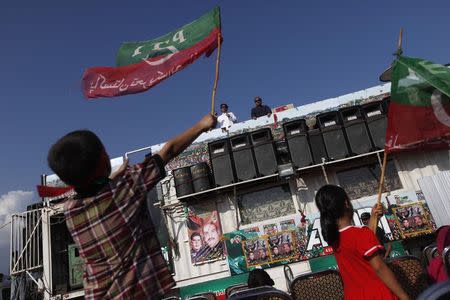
[82,7,221,99]
[385,56,450,153]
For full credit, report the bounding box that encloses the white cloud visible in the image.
[0,190,35,274]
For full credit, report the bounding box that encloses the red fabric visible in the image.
[385,101,450,153]
[37,185,73,197]
[428,226,450,283]
[334,226,397,300]
[82,28,221,99]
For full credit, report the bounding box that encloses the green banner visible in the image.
[179,273,248,300]
[308,255,338,272]
[116,7,221,66]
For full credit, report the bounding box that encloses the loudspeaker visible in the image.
[317,111,351,160]
[208,138,236,186]
[283,119,313,168]
[308,127,328,164]
[275,140,291,165]
[173,166,193,197]
[362,100,387,150]
[190,162,212,193]
[250,128,278,176]
[339,106,373,155]
[230,134,257,181]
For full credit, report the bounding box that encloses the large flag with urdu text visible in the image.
[82,7,221,99]
[385,56,450,153]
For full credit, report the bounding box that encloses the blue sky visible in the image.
[1,0,450,273]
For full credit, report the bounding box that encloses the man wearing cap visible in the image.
[361,212,392,258]
[217,103,237,132]
[251,96,272,120]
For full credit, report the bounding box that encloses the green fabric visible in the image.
[179,273,248,299]
[392,56,450,106]
[308,255,338,272]
[116,7,220,66]
[388,240,406,257]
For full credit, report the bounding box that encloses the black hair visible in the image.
[315,185,350,247]
[190,232,201,240]
[247,269,274,288]
[47,130,106,187]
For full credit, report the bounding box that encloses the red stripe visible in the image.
[37,185,73,197]
[82,28,221,99]
[385,101,450,153]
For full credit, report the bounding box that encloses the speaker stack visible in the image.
[190,162,212,193]
[283,119,314,168]
[230,133,258,181]
[250,128,278,176]
[208,138,236,186]
[361,99,388,150]
[317,111,351,160]
[339,105,373,155]
[173,166,194,197]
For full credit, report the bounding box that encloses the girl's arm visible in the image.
[369,254,409,300]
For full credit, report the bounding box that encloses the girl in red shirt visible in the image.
[315,185,409,300]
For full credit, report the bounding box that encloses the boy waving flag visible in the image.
[385,56,450,153]
[82,7,221,99]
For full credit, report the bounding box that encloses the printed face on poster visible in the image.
[187,204,225,265]
[392,202,434,238]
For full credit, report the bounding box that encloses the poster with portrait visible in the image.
[268,231,297,263]
[263,224,278,235]
[243,237,271,267]
[392,202,435,239]
[280,219,296,231]
[187,203,225,265]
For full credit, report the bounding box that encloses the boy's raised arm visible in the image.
[158,114,217,164]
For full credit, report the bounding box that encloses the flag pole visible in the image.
[377,28,403,205]
[211,32,222,115]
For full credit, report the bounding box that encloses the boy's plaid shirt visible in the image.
[64,155,175,299]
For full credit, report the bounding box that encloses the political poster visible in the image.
[187,204,225,265]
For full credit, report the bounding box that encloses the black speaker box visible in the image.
[361,100,387,150]
[308,127,328,164]
[173,166,194,197]
[190,162,212,193]
[283,119,313,168]
[230,134,257,181]
[339,106,373,155]
[317,111,351,160]
[250,128,278,176]
[208,138,236,186]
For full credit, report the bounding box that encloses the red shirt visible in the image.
[334,226,397,300]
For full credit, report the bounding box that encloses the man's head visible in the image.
[282,243,291,253]
[47,130,111,187]
[361,212,371,226]
[414,215,423,227]
[402,218,411,228]
[249,251,255,261]
[273,246,279,255]
[203,222,220,248]
[258,248,266,259]
[254,96,262,107]
[220,103,228,113]
[190,232,203,252]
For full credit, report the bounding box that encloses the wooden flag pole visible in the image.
[377,28,403,205]
[376,152,388,205]
[211,32,222,115]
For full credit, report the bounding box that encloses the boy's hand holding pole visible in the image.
[159,114,217,164]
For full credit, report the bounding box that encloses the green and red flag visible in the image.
[82,7,221,99]
[385,56,450,153]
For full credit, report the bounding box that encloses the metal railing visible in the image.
[10,209,43,275]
